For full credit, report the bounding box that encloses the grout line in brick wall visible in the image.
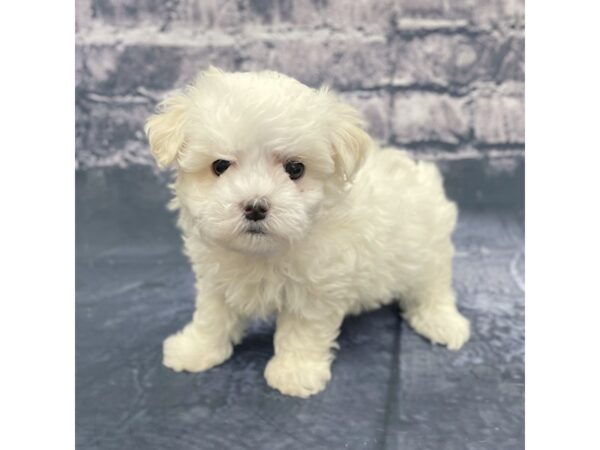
[77,78,524,106]
[75,20,521,48]
[385,9,400,148]
[76,24,383,46]
[83,92,154,105]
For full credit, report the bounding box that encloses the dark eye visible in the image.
[212,159,231,176]
[284,160,305,180]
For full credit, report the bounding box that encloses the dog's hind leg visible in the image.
[399,252,470,350]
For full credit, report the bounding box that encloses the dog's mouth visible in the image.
[245,224,267,236]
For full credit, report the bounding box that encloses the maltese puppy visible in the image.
[145,67,470,398]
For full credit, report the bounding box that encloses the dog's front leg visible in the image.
[264,308,343,398]
[162,292,245,373]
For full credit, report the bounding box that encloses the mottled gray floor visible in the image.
[76,167,524,450]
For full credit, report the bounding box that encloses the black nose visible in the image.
[244,202,268,221]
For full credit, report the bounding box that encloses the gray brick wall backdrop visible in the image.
[75,0,524,207]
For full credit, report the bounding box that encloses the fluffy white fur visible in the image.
[145,67,470,398]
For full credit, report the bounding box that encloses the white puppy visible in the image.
[145,67,470,398]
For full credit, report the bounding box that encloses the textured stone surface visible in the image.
[76,94,154,167]
[395,0,524,30]
[239,32,390,90]
[77,0,524,31]
[76,167,524,449]
[391,33,524,90]
[76,41,239,96]
[392,93,470,145]
[241,0,398,31]
[78,0,399,31]
[75,0,524,175]
[474,89,525,145]
[336,90,392,142]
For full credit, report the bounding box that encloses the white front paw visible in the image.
[264,354,332,398]
[162,325,232,373]
[406,306,471,350]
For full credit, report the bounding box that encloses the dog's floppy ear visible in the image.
[328,100,374,183]
[144,92,190,169]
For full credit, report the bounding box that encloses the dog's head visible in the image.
[145,67,373,254]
